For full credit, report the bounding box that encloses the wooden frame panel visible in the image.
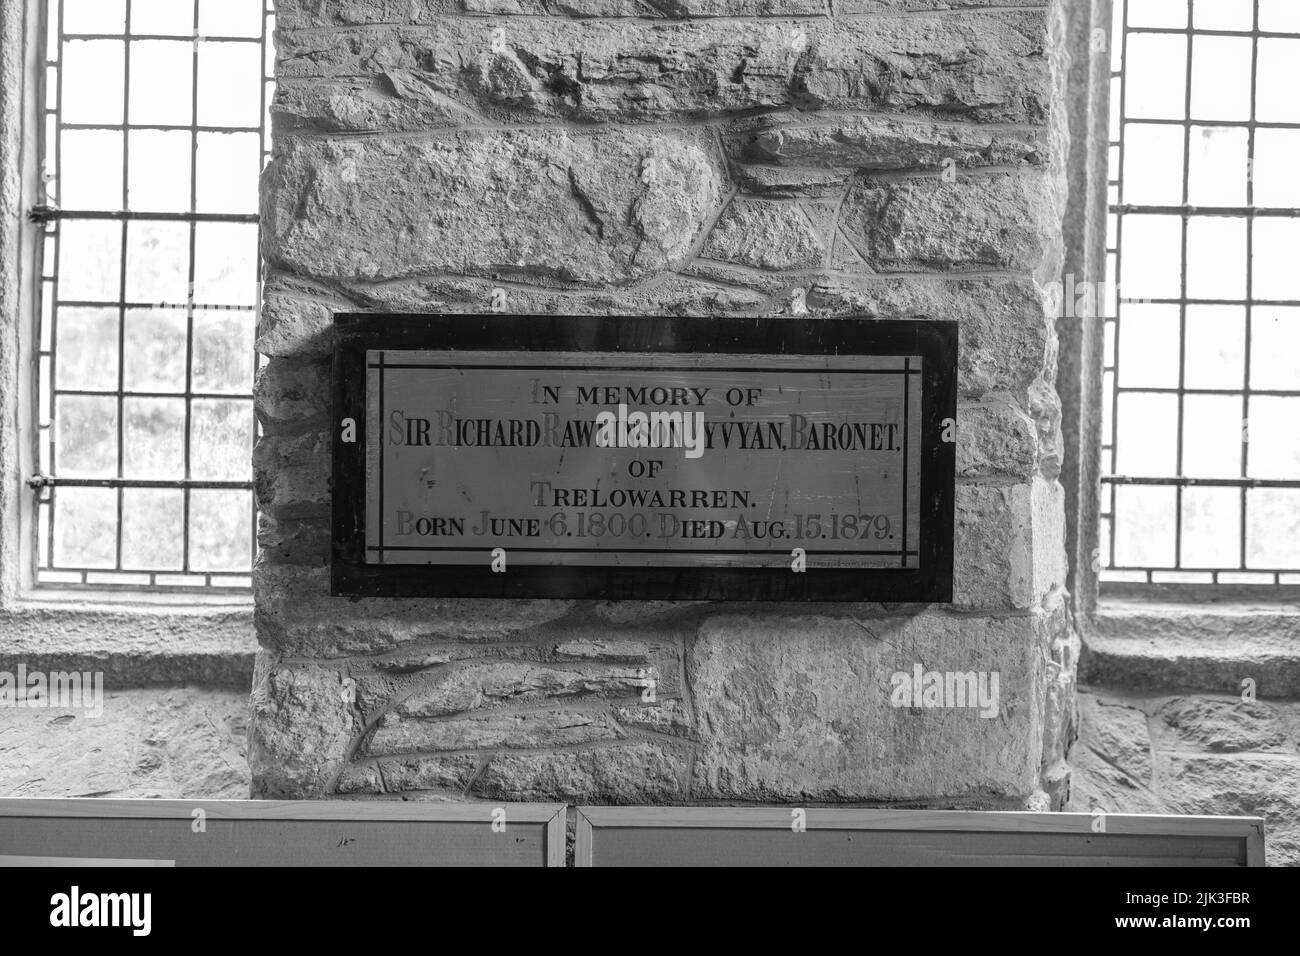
[573,807,1266,867]
[0,799,567,867]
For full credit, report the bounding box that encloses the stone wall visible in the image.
[1069,688,1300,867]
[0,687,250,800]
[251,0,1078,806]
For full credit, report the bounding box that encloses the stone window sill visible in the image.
[0,595,256,689]
[1081,597,1300,698]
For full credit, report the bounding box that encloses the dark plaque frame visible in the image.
[331,314,956,601]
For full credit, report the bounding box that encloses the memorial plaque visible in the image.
[332,315,955,601]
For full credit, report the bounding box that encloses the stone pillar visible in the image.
[251,0,1078,806]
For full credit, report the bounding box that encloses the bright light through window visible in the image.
[32,0,274,590]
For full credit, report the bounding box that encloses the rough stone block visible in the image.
[841,172,1055,272]
[255,565,577,657]
[394,661,655,717]
[954,478,1065,609]
[472,741,689,801]
[274,14,1051,124]
[364,707,623,754]
[1154,696,1291,754]
[1157,752,1300,866]
[274,1,459,29]
[378,754,481,793]
[256,514,330,567]
[247,656,357,798]
[274,77,472,134]
[252,431,329,519]
[613,698,695,737]
[263,131,723,286]
[730,165,850,199]
[1076,692,1153,786]
[0,687,249,799]
[728,117,1046,173]
[701,198,827,271]
[551,639,657,662]
[805,275,1052,399]
[276,0,836,28]
[334,762,384,794]
[254,358,329,435]
[687,605,1066,803]
[257,280,339,360]
[838,0,1047,10]
[957,400,1040,479]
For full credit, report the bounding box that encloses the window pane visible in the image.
[1189,35,1252,122]
[1118,215,1183,298]
[1181,394,1243,479]
[124,220,191,305]
[121,488,185,571]
[1260,0,1300,33]
[1246,397,1300,479]
[1187,126,1248,207]
[196,132,260,214]
[53,487,119,570]
[1114,485,1177,568]
[193,312,255,394]
[127,129,193,213]
[1183,305,1245,389]
[1256,39,1300,124]
[192,399,254,481]
[189,489,252,571]
[64,0,127,34]
[1186,216,1246,300]
[1105,0,1300,588]
[1115,392,1179,476]
[37,2,274,590]
[131,0,197,36]
[1181,487,1241,569]
[123,309,187,392]
[1124,34,1187,120]
[129,41,195,127]
[200,0,264,38]
[197,43,262,127]
[1117,303,1180,388]
[194,222,259,305]
[1247,489,1300,568]
[1122,123,1185,205]
[59,130,123,210]
[61,40,125,124]
[123,397,186,479]
[1252,219,1300,301]
[1193,0,1253,32]
[55,396,118,477]
[1250,308,1300,389]
[58,219,122,302]
[1129,0,1187,28]
[1253,130,1300,208]
[55,308,120,391]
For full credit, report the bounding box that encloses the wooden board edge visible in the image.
[0,798,566,825]
[1245,819,1266,867]
[573,808,595,868]
[574,806,1267,840]
[545,807,568,868]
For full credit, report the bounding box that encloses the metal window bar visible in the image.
[31,0,274,591]
[1101,0,1300,588]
